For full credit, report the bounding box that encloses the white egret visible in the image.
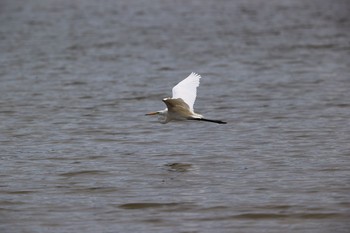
[146,72,227,124]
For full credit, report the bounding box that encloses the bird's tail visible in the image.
[188,118,227,124]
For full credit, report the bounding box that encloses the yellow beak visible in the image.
[145,112,158,116]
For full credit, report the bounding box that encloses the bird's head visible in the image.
[145,109,168,124]
[145,109,167,116]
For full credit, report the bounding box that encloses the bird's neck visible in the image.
[157,109,169,123]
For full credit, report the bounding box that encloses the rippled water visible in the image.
[1,0,350,232]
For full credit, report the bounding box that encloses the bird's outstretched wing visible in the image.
[162,98,193,118]
[172,72,201,111]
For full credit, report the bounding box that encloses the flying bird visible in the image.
[145,72,227,124]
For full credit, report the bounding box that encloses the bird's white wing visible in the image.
[172,72,201,111]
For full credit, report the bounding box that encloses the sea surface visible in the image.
[1,0,349,232]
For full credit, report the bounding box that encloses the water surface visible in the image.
[1,0,349,232]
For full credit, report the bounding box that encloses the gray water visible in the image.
[1,0,350,232]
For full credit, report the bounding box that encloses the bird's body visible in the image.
[146,72,226,124]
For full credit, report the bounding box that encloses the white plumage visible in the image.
[172,72,201,112]
[146,72,226,124]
